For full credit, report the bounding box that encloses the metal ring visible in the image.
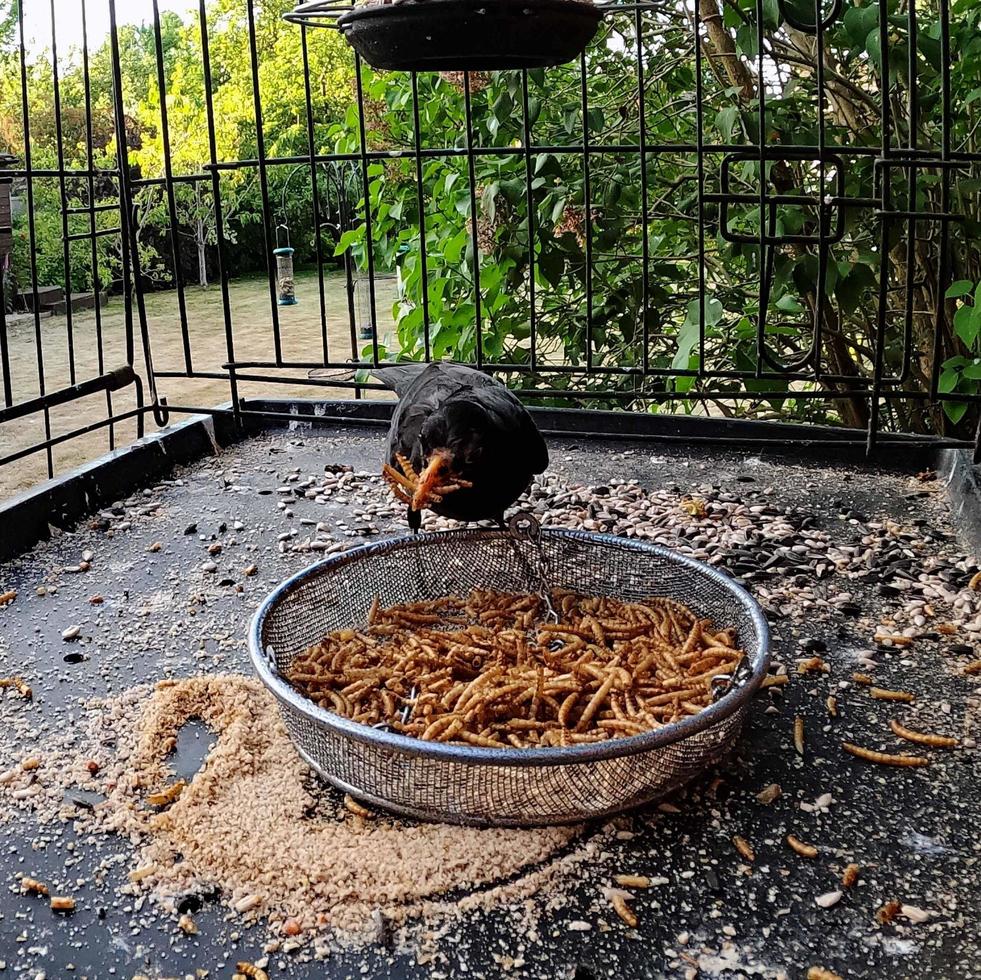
[508,512,542,543]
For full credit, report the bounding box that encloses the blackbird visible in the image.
[372,362,549,532]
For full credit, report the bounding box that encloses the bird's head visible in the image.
[411,401,490,510]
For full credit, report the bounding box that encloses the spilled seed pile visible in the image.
[0,431,979,979]
[1,674,589,949]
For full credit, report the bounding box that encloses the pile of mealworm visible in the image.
[286,589,745,748]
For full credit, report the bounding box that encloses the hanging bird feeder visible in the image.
[285,0,603,73]
[274,225,298,307]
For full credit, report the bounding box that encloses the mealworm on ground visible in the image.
[841,741,929,767]
[841,863,860,888]
[147,780,186,807]
[762,674,789,688]
[128,864,157,883]
[236,963,270,980]
[20,876,48,896]
[732,835,755,861]
[798,657,829,674]
[826,695,838,717]
[786,834,818,858]
[50,896,76,912]
[851,673,873,685]
[889,719,958,748]
[793,716,805,756]
[876,899,901,924]
[613,874,651,888]
[610,892,638,928]
[806,969,843,980]
[869,687,915,703]
[962,660,981,675]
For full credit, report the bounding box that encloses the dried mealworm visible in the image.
[889,719,958,749]
[0,677,32,699]
[147,780,186,807]
[841,863,860,888]
[869,687,915,703]
[50,896,76,912]
[732,835,755,861]
[343,794,373,819]
[786,834,818,858]
[798,657,828,674]
[128,864,157,883]
[0,589,16,606]
[851,673,873,685]
[793,716,805,756]
[613,874,651,888]
[826,695,838,717]
[876,899,901,924]
[236,963,270,980]
[806,969,843,980]
[841,741,929,767]
[762,674,790,688]
[873,633,913,647]
[962,660,981,676]
[756,783,782,805]
[20,876,48,896]
[610,892,638,928]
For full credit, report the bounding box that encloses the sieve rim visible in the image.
[248,527,771,768]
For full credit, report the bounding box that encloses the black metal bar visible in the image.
[0,406,148,470]
[0,367,136,426]
[245,0,283,364]
[152,0,193,375]
[581,49,594,372]
[81,0,116,451]
[867,0,893,454]
[198,0,240,425]
[352,57,380,365]
[49,1,77,386]
[300,26,331,363]
[463,72,484,369]
[17,0,54,477]
[929,0,954,403]
[412,72,432,361]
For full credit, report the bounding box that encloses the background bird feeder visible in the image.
[274,225,297,307]
[285,0,604,72]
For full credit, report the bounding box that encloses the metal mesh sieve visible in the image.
[249,528,771,827]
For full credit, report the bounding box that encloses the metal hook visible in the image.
[152,395,170,427]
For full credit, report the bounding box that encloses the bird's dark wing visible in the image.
[454,383,549,475]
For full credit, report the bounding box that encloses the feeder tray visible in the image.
[286,0,604,72]
[249,528,770,827]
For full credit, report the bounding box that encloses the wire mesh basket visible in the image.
[249,528,771,826]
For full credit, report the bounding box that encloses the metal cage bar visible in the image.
[0,0,979,490]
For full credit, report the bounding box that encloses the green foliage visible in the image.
[939,281,981,424]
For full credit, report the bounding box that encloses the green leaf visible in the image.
[945,279,974,299]
[715,107,739,139]
[963,360,981,380]
[333,226,365,256]
[865,27,882,68]
[943,401,969,424]
[938,367,960,394]
[954,304,981,347]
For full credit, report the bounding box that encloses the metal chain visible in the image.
[507,513,558,623]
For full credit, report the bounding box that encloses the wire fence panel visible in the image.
[0,0,979,493]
